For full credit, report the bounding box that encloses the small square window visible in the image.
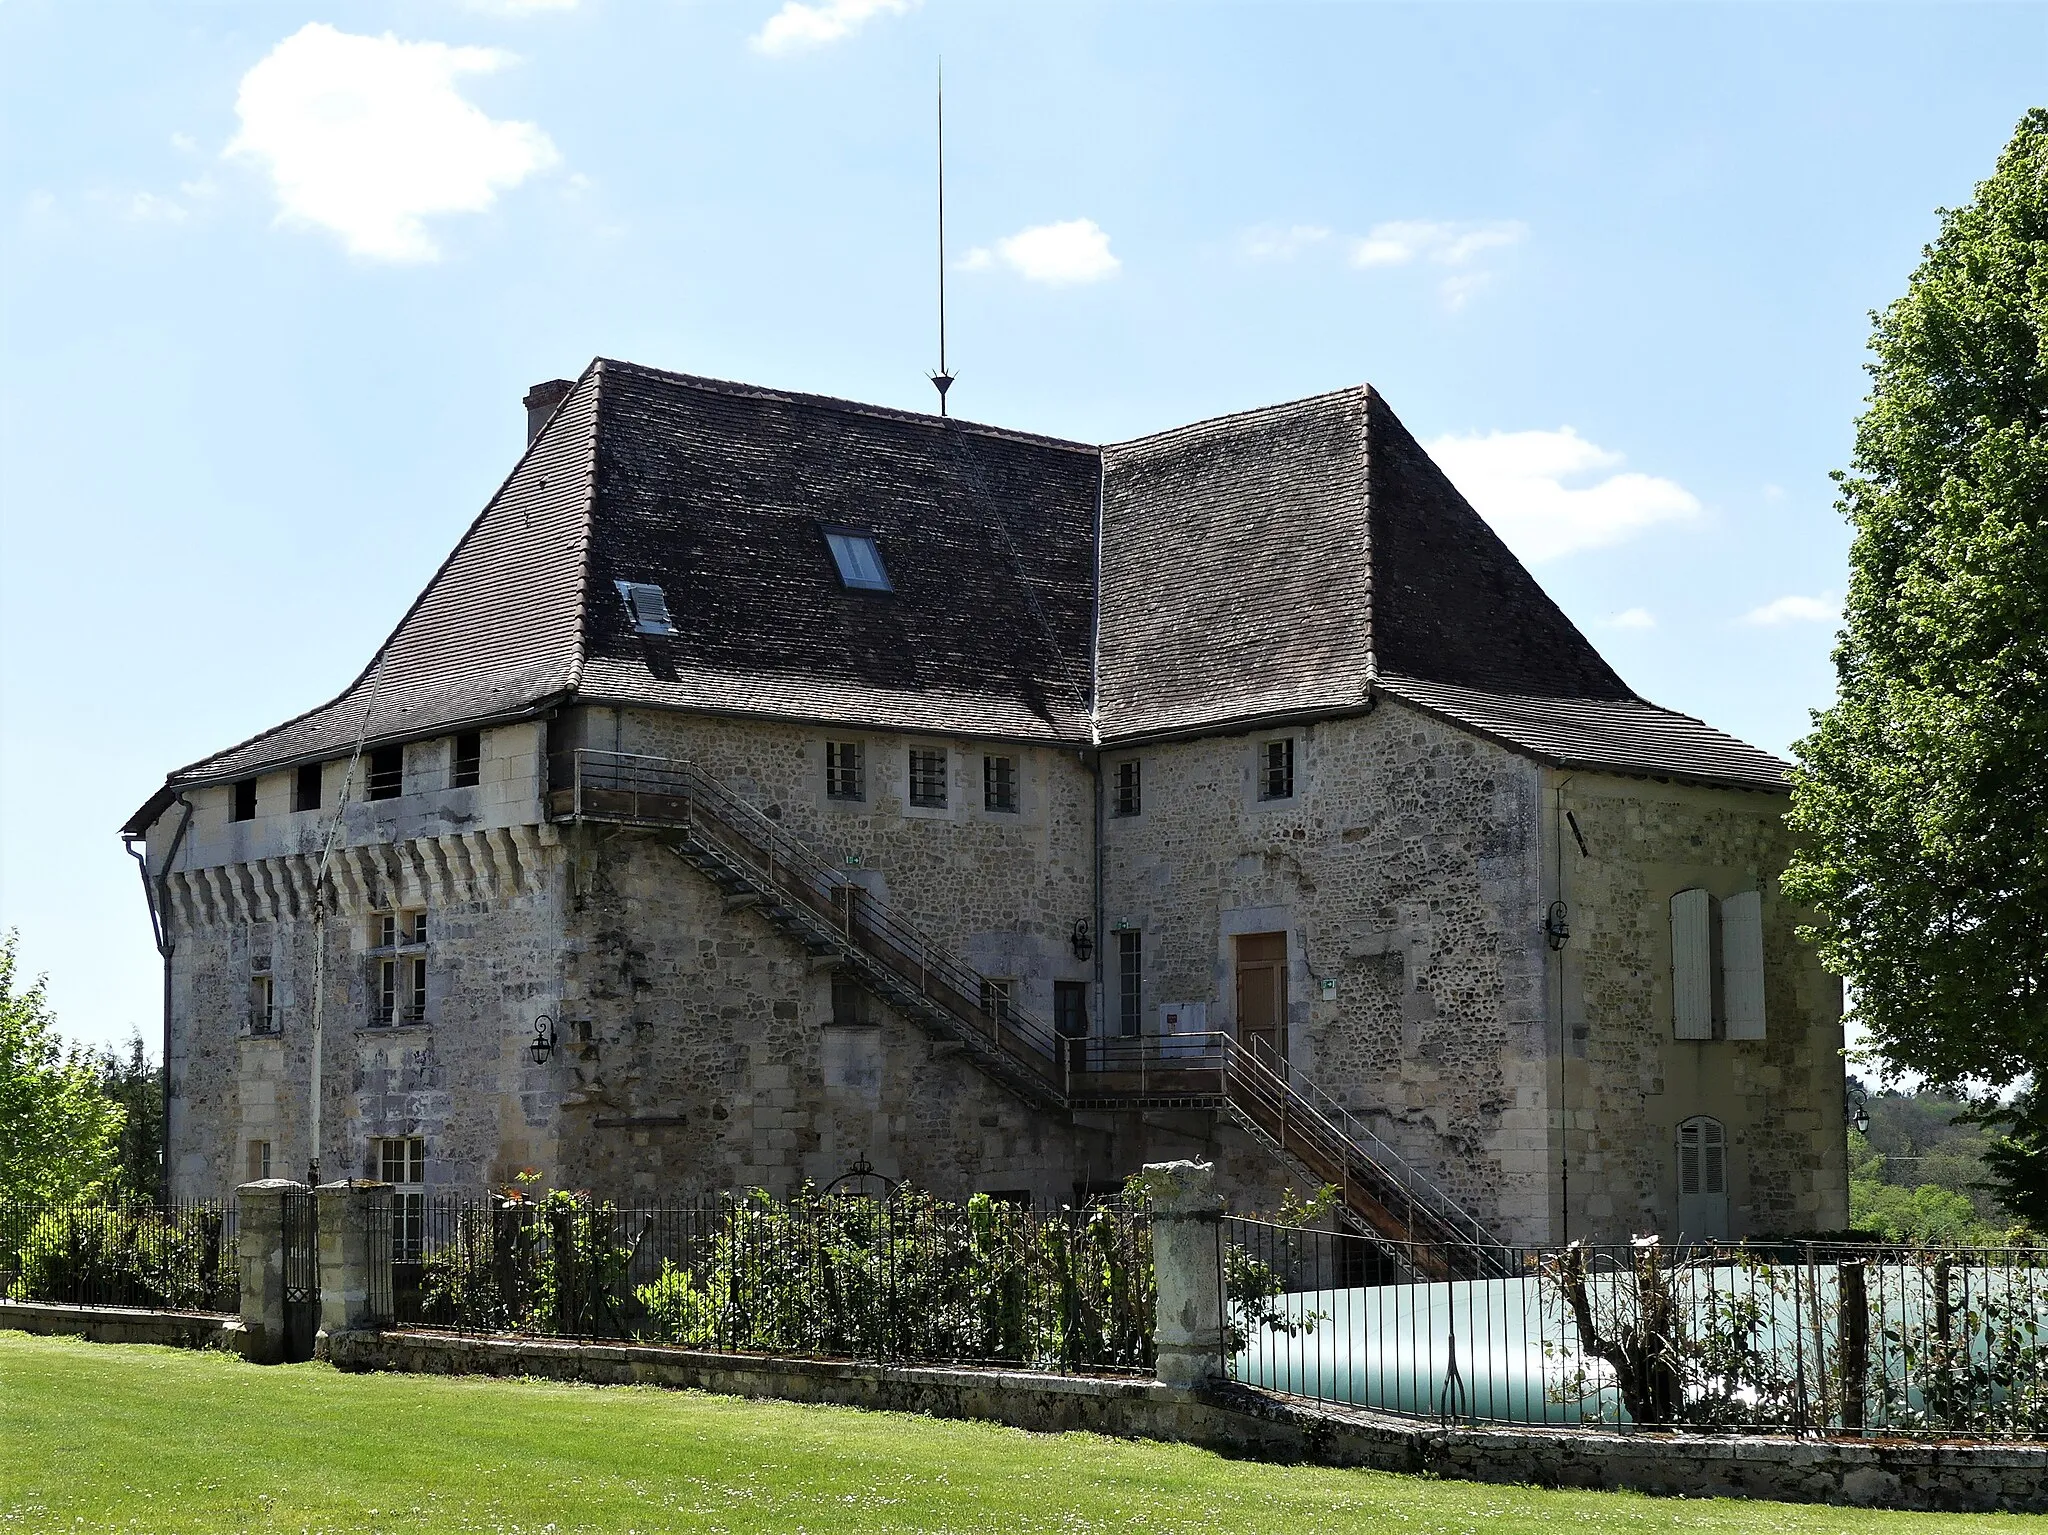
[825,741,865,801]
[231,779,257,822]
[831,976,871,1027]
[293,763,323,813]
[909,748,948,808]
[1113,760,1140,817]
[452,731,482,789]
[367,745,404,801]
[1259,738,1295,801]
[822,527,892,592]
[614,579,676,635]
[248,1140,271,1182]
[984,755,1018,813]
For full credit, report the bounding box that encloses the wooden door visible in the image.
[1234,932,1288,1066]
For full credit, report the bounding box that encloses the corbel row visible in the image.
[164,824,559,932]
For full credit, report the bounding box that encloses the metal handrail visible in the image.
[571,750,1065,1080]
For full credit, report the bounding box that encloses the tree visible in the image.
[93,1030,165,1202]
[0,932,125,1203]
[1784,110,2048,1214]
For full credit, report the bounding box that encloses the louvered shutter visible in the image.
[1702,1119,1727,1195]
[1721,890,1766,1039]
[1679,1121,1701,1195]
[1671,888,1713,1039]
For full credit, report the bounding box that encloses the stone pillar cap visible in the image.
[237,1179,311,1193]
[314,1179,393,1193]
[1136,1160,1222,1213]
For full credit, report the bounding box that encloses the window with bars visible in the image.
[368,910,428,1027]
[249,955,277,1035]
[231,779,257,822]
[377,1136,426,1261]
[825,741,865,801]
[1117,930,1142,1038]
[367,745,404,801]
[1112,759,1141,817]
[909,748,948,808]
[452,731,482,789]
[983,754,1018,813]
[1259,738,1295,801]
[294,762,323,813]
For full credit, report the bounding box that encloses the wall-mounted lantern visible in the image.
[1070,918,1094,962]
[1846,1080,1871,1137]
[528,1013,559,1067]
[1544,900,1571,951]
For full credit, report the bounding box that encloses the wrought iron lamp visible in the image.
[1846,1080,1871,1137]
[528,1013,558,1067]
[1544,900,1571,951]
[1070,918,1094,962]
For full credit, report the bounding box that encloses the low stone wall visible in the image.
[0,1299,238,1351]
[324,1328,2047,1513]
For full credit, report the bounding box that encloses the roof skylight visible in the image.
[823,527,892,592]
[614,579,677,635]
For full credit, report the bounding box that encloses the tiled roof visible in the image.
[127,362,1788,833]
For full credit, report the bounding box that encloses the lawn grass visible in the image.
[0,1331,2026,1533]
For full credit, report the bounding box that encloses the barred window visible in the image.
[1117,930,1142,1039]
[1259,738,1295,801]
[452,731,482,789]
[377,1136,425,1262]
[369,910,428,1027]
[909,748,948,808]
[249,955,277,1036]
[983,755,1018,813]
[367,745,404,801]
[1113,759,1140,817]
[826,741,865,801]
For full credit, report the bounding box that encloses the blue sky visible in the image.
[2,0,2042,1051]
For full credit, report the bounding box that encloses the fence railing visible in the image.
[381,1188,1154,1376]
[1224,1215,2048,1438]
[0,1200,239,1314]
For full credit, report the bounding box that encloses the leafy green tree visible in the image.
[0,932,125,1203]
[1785,109,2048,1211]
[92,1030,164,1202]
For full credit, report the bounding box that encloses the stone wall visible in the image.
[1552,771,1848,1241]
[1101,701,1556,1241]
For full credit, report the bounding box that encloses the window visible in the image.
[377,1136,425,1261]
[1677,1115,1731,1240]
[825,741,865,801]
[1117,930,1142,1039]
[614,579,677,635]
[822,526,892,592]
[367,745,404,801]
[1670,889,1714,1040]
[1054,980,1090,1072]
[231,779,257,822]
[831,976,871,1027]
[247,1140,271,1182]
[369,910,428,1027]
[1259,738,1295,801]
[249,955,277,1036]
[979,978,1015,1025]
[983,755,1018,813]
[293,763,323,813]
[1112,759,1141,817]
[451,731,482,789]
[909,748,948,808]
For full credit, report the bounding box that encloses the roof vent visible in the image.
[615,579,677,635]
[523,378,575,445]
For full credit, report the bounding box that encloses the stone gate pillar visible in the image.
[315,1180,392,1348]
[235,1179,307,1364]
[1140,1160,1225,1389]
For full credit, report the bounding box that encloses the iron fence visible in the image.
[379,1187,1153,1374]
[1224,1215,2048,1438]
[0,1200,239,1314]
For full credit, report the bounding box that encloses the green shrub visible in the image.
[4,1205,233,1310]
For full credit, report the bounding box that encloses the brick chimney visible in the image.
[522,379,574,445]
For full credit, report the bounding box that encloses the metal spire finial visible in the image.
[929,60,954,416]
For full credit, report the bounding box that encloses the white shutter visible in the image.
[1721,890,1767,1040]
[1671,888,1714,1039]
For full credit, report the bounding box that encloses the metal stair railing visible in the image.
[568,750,1067,1101]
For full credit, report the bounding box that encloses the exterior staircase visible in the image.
[551,748,1505,1279]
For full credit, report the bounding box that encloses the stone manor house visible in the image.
[125,359,1848,1260]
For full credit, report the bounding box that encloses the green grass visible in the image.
[0,1332,2023,1534]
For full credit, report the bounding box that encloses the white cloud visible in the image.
[227,23,559,263]
[751,0,917,54]
[1740,593,1840,627]
[1604,607,1656,630]
[1423,426,1701,563]
[1350,218,1525,269]
[1241,223,1330,260]
[965,218,1120,285]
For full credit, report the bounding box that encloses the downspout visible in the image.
[1550,774,1579,1244]
[1089,453,1107,1072]
[125,793,193,1201]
